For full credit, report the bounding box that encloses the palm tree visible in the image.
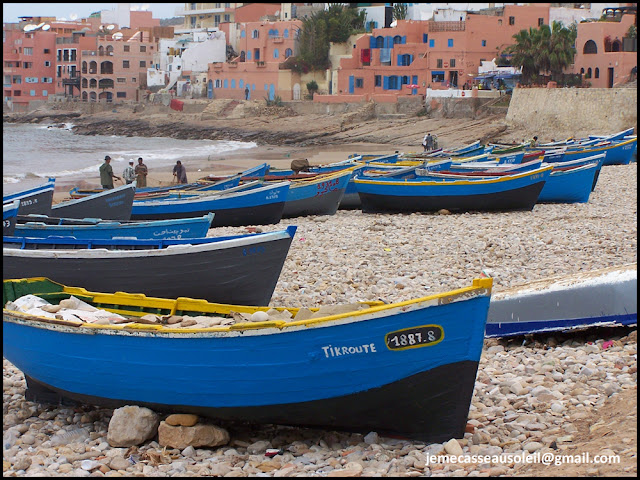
[505,21,577,84]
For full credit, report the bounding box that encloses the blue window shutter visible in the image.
[224,79,228,88]
[370,36,376,49]
[231,79,236,89]
[402,36,406,44]
[385,36,393,48]
[247,51,251,60]
[423,33,428,43]
[429,39,434,48]
[383,76,389,90]
[397,54,403,66]
[412,75,418,85]
[349,75,355,94]
[448,39,453,47]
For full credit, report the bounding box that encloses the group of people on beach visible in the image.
[422,133,438,152]
[99,157,187,189]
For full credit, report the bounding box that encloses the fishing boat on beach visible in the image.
[3,226,296,306]
[486,264,637,338]
[13,213,214,240]
[130,181,290,227]
[3,200,20,236]
[280,169,352,218]
[2,178,55,216]
[2,275,493,442]
[51,182,136,221]
[354,166,553,213]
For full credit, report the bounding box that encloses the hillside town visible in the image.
[3,2,637,112]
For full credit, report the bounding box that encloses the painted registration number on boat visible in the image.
[385,325,444,351]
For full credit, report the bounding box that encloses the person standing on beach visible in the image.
[123,161,136,184]
[135,157,148,187]
[244,86,250,100]
[99,156,120,189]
[422,133,433,152]
[172,160,188,184]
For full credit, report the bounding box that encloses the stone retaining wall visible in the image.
[506,88,637,135]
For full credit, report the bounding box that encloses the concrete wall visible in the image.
[506,88,637,135]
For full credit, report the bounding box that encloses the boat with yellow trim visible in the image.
[2,276,493,442]
[354,165,552,213]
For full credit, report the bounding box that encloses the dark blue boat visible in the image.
[3,200,20,236]
[130,181,290,226]
[3,178,55,216]
[3,226,296,306]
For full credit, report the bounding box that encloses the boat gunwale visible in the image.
[3,277,493,335]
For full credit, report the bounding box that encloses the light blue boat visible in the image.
[563,137,636,166]
[537,162,599,203]
[3,275,493,442]
[13,213,214,240]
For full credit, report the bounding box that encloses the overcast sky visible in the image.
[2,3,182,22]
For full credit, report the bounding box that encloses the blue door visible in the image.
[349,75,355,94]
[208,80,213,99]
[268,84,275,101]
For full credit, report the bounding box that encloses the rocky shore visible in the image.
[3,161,637,477]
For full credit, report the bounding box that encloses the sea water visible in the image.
[2,122,257,193]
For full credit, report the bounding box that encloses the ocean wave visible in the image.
[31,162,104,179]
[109,140,258,162]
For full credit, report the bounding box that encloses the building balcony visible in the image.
[270,36,284,43]
[428,21,465,32]
[174,6,227,16]
[256,61,266,68]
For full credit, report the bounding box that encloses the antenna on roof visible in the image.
[107,24,115,30]
[112,32,123,40]
[70,13,78,20]
[23,24,38,32]
[42,24,51,31]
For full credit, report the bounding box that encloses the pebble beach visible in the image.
[3,161,637,477]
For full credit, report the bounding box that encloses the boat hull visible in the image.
[3,179,55,216]
[3,228,296,305]
[355,168,551,213]
[51,183,135,221]
[130,183,289,227]
[282,171,351,218]
[537,163,598,203]
[3,277,492,442]
[14,214,214,240]
[486,265,637,337]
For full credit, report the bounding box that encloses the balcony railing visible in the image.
[256,61,266,67]
[428,21,465,32]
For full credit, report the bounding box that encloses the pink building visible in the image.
[207,20,303,101]
[3,24,57,109]
[572,8,637,88]
[334,4,550,98]
[81,30,157,103]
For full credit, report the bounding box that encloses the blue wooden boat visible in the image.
[354,166,553,213]
[486,264,636,337]
[198,162,271,183]
[537,162,599,204]
[130,181,290,226]
[587,127,635,142]
[281,169,352,218]
[52,182,136,221]
[3,226,296,306]
[13,213,214,240]
[562,137,636,166]
[2,275,493,442]
[3,200,20,236]
[3,178,55,216]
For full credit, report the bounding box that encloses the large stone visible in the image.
[443,438,464,456]
[165,414,199,427]
[107,406,160,447]
[157,422,229,449]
